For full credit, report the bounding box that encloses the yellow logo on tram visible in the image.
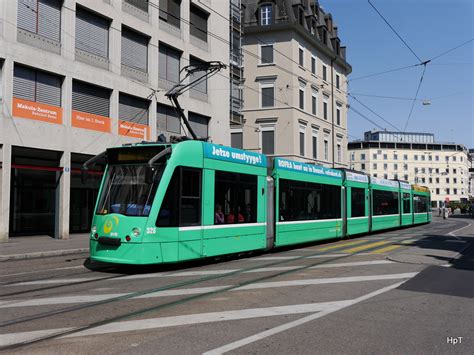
[103,216,119,234]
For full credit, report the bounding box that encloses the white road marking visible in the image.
[1,277,105,287]
[0,280,412,347]
[0,328,71,347]
[0,266,85,279]
[0,272,415,309]
[448,223,471,238]
[203,281,407,354]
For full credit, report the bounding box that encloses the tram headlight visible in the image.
[132,227,141,237]
[91,225,97,235]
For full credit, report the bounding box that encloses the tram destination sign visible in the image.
[204,144,267,167]
[346,171,369,183]
[275,158,342,179]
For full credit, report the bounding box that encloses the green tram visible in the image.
[88,141,431,265]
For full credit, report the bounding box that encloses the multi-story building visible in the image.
[229,0,244,126]
[348,131,470,208]
[0,0,230,242]
[235,0,351,168]
[469,149,474,199]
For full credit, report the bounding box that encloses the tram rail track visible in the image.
[0,228,433,352]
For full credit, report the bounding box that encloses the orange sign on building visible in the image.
[118,120,150,140]
[72,110,111,133]
[12,97,63,124]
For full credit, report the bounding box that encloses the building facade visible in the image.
[469,149,474,199]
[235,0,351,168]
[348,131,470,208]
[0,0,230,241]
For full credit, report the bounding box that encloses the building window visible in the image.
[190,4,209,42]
[324,140,329,160]
[310,88,318,115]
[322,65,327,81]
[404,164,408,170]
[394,153,398,160]
[157,103,180,133]
[361,163,366,170]
[336,74,340,89]
[404,154,408,160]
[421,155,425,161]
[428,155,432,161]
[299,82,305,110]
[323,98,328,120]
[361,153,366,160]
[435,155,439,161]
[436,188,440,194]
[373,153,377,160]
[190,56,208,95]
[446,188,450,194]
[383,154,387,160]
[312,133,318,159]
[76,7,110,59]
[383,163,388,170]
[311,56,316,74]
[260,80,275,108]
[125,0,148,12]
[13,64,62,107]
[261,126,275,155]
[119,93,149,126]
[231,131,243,149]
[159,43,181,85]
[17,0,61,42]
[421,168,425,174]
[414,155,418,161]
[436,177,439,183]
[260,4,272,26]
[159,0,181,28]
[394,163,398,170]
[188,111,210,139]
[72,80,110,117]
[337,144,341,163]
[260,44,274,64]
[373,163,377,169]
[122,27,148,73]
[453,177,457,183]
[336,106,341,125]
[429,177,432,183]
[453,188,458,195]
[299,126,305,156]
[404,174,408,181]
[298,46,304,66]
[394,173,398,180]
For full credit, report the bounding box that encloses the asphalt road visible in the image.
[0,217,472,354]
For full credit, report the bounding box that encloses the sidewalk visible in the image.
[0,233,89,261]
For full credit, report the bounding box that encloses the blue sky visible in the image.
[325,0,473,147]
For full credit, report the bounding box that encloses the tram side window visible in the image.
[413,195,429,213]
[156,167,202,227]
[351,187,365,217]
[372,190,399,216]
[279,179,341,221]
[403,193,411,213]
[214,171,257,224]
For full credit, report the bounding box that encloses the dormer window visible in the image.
[260,4,272,26]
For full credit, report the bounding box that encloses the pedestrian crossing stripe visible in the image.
[341,241,391,253]
[370,244,403,254]
[317,239,368,251]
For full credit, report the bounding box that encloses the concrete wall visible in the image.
[0,0,230,241]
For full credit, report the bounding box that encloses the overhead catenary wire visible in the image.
[403,64,427,131]
[367,0,423,63]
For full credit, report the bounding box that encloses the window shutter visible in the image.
[262,131,274,155]
[13,65,36,102]
[75,7,109,59]
[159,44,180,83]
[17,0,38,34]
[119,93,149,125]
[72,81,110,117]
[157,104,180,133]
[261,46,273,63]
[124,0,148,12]
[38,0,61,42]
[36,71,61,106]
[121,28,148,72]
[188,112,209,138]
[190,57,207,94]
[231,132,243,149]
[190,4,208,42]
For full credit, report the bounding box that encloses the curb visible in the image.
[0,248,89,262]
